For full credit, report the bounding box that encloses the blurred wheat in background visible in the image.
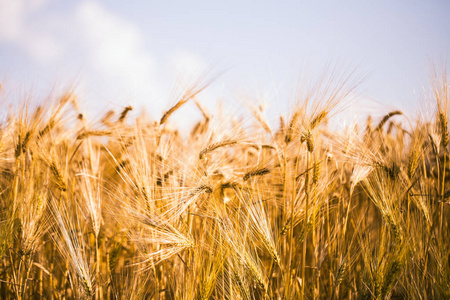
[0,65,448,299]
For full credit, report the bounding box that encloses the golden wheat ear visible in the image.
[160,71,221,126]
[199,140,238,159]
[375,110,403,131]
[48,197,94,298]
[118,106,133,123]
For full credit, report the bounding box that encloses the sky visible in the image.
[0,0,449,128]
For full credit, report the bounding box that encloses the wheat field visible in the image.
[0,68,449,299]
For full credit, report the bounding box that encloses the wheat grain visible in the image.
[118,106,133,123]
[243,168,270,181]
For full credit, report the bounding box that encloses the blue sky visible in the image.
[0,0,449,126]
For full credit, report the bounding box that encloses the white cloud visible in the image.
[74,1,157,98]
[0,0,164,111]
[0,0,60,61]
[0,0,25,41]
